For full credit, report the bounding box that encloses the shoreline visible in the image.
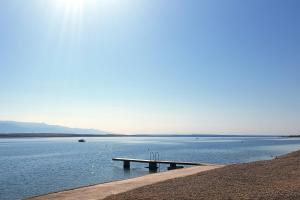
[27,165,223,200]
[28,149,300,200]
[106,150,300,200]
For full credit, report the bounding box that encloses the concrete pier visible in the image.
[112,157,210,172]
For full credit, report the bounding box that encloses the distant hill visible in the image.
[288,135,300,137]
[0,121,111,135]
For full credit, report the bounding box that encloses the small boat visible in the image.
[78,139,86,142]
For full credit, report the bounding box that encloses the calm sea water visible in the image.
[0,136,300,200]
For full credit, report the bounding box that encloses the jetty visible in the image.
[112,157,210,172]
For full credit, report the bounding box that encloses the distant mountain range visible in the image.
[0,121,290,138]
[0,121,111,135]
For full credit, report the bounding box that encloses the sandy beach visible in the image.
[28,165,222,200]
[106,150,300,200]
[29,150,300,200]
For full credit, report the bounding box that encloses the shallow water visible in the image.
[0,136,300,200]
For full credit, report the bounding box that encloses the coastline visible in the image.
[28,165,223,200]
[28,150,300,200]
[106,150,300,200]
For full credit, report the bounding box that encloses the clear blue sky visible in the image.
[0,0,299,134]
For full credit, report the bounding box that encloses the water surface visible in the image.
[0,136,300,200]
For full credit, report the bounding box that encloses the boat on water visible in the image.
[78,139,86,142]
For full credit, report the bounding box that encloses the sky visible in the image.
[0,0,299,134]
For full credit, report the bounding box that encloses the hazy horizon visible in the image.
[1,0,300,134]
[0,120,296,136]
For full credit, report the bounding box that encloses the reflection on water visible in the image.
[0,136,300,200]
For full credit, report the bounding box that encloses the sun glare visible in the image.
[49,0,122,48]
[47,0,87,52]
[52,0,86,14]
[59,0,85,8]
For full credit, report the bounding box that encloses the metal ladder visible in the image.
[149,151,160,171]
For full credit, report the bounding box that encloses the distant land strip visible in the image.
[0,133,123,138]
[285,135,300,137]
[0,133,295,138]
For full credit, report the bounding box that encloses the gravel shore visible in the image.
[105,150,300,200]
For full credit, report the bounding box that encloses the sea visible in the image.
[0,136,300,200]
